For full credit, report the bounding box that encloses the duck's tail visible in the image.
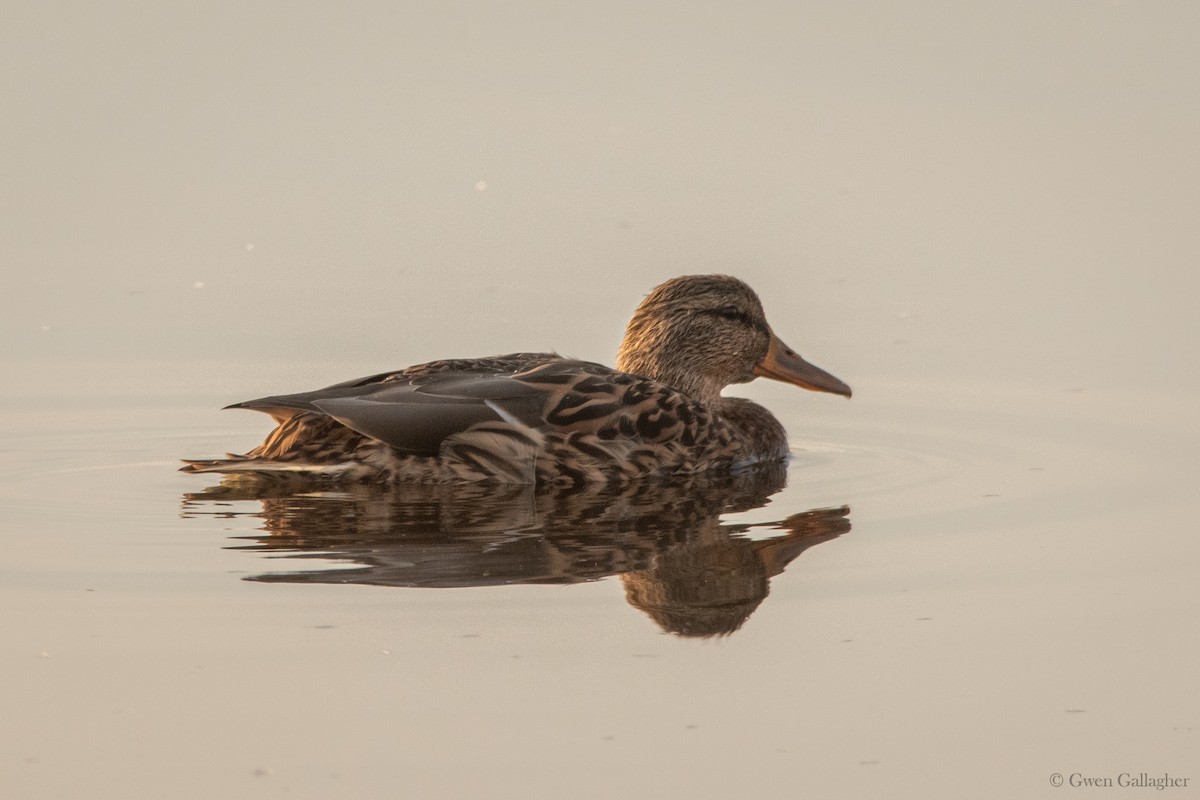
[181,410,373,478]
[178,456,358,478]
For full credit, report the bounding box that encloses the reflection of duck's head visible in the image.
[622,505,853,638]
[616,274,852,406]
[622,538,768,638]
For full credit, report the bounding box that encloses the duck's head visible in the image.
[615,275,851,405]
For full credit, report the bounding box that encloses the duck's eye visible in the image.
[715,306,746,322]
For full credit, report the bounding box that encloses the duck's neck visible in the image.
[616,344,725,406]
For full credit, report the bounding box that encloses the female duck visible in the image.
[181,275,850,485]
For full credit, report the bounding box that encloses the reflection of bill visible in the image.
[181,463,850,638]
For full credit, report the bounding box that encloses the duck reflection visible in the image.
[182,465,850,637]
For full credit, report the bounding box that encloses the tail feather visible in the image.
[178,457,356,477]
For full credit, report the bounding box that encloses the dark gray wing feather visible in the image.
[224,383,391,421]
[312,375,550,454]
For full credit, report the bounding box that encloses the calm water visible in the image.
[4,2,1199,798]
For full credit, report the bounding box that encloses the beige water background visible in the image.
[3,2,1199,798]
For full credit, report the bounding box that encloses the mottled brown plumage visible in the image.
[181,275,850,485]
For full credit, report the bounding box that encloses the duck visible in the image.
[180,274,851,486]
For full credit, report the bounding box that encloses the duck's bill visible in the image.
[754,333,852,398]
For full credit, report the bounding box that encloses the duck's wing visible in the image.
[308,370,555,455]
[226,354,612,456]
